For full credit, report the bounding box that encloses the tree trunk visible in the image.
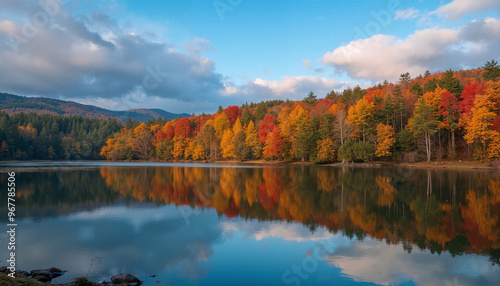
[425,132,431,163]
[450,130,456,158]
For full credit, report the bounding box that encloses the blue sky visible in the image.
[0,0,499,113]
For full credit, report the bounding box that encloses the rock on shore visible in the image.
[0,266,142,285]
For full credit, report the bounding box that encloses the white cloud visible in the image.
[219,84,238,96]
[394,8,420,20]
[326,238,500,286]
[216,75,350,105]
[251,76,343,97]
[221,221,333,242]
[432,0,500,21]
[322,17,500,82]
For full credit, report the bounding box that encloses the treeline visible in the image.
[101,60,500,163]
[0,112,122,160]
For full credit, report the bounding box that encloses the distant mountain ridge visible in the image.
[0,92,190,122]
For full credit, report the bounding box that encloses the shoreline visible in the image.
[0,159,498,171]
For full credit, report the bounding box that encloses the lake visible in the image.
[0,162,499,285]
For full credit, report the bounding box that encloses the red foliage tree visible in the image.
[153,130,168,146]
[310,99,332,119]
[263,126,284,159]
[258,115,276,143]
[165,125,175,140]
[460,82,486,120]
[223,105,242,125]
[175,118,192,138]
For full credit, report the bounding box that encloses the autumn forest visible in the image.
[1,61,500,163]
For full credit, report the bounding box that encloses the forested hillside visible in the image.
[100,61,500,163]
[0,93,190,122]
[0,112,123,160]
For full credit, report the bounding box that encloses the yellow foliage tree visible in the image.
[346,97,374,142]
[245,120,260,158]
[184,138,196,159]
[423,85,444,116]
[464,81,500,160]
[221,129,235,159]
[232,118,243,134]
[375,123,395,157]
[172,135,186,159]
[128,123,153,160]
[193,143,205,160]
[316,138,336,162]
[18,123,37,141]
[214,112,230,141]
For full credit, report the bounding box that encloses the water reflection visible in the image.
[95,166,500,260]
[0,164,499,285]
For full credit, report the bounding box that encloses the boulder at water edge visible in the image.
[110,273,142,286]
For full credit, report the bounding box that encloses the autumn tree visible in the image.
[245,120,260,158]
[172,135,186,159]
[175,117,192,138]
[332,108,352,147]
[198,123,219,160]
[223,105,242,125]
[347,97,374,142]
[409,97,439,162]
[101,129,133,161]
[231,118,248,160]
[438,89,459,157]
[214,112,230,141]
[192,143,205,160]
[128,123,154,160]
[375,123,395,158]
[459,82,486,128]
[232,129,249,161]
[258,115,276,143]
[464,81,500,160]
[316,138,335,163]
[221,129,236,159]
[263,126,284,160]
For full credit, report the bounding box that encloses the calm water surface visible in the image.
[0,162,499,285]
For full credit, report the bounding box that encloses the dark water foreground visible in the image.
[0,162,499,286]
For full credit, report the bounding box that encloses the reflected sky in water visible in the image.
[0,162,499,285]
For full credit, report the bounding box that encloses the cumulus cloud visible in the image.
[0,0,223,111]
[325,238,500,286]
[432,0,500,21]
[221,220,333,242]
[321,17,500,82]
[220,75,349,102]
[394,8,420,20]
